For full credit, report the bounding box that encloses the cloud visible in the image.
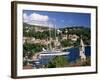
[29,13,49,21]
[23,12,53,27]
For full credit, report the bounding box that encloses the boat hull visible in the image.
[39,51,70,56]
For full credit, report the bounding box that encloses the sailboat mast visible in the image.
[49,21,52,51]
[54,24,57,49]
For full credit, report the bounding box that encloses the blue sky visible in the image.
[23,10,91,28]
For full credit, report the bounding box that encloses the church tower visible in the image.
[79,38,86,62]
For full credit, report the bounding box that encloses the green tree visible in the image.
[60,39,72,47]
[46,56,69,68]
[23,43,46,58]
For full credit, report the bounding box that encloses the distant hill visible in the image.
[23,22,90,30]
[23,23,52,29]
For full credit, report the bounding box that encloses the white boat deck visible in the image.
[39,51,70,56]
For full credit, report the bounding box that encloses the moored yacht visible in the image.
[38,23,70,57]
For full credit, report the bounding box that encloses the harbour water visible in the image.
[39,46,91,65]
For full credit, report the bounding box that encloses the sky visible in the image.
[23,10,91,28]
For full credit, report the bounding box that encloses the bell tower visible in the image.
[79,38,86,62]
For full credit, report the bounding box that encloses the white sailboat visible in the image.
[39,22,70,57]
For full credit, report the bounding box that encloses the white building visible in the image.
[68,34,79,41]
